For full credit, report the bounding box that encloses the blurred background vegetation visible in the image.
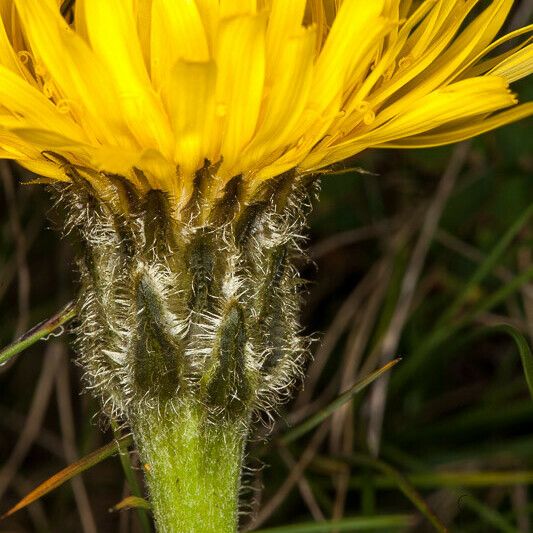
[1,6,533,533]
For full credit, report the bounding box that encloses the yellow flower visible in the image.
[0,0,531,209]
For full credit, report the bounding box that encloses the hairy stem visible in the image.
[56,169,315,531]
[134,405,246,533]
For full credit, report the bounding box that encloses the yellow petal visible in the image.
[380,103,533,148]
[0,65,84,140]
[83,0,173,155]
[18,159,67,180]
[219,0,256,18]
[8,127,86,149]
[0,4,20,73]
[488,44,533,83]
[162,60,217,178]
[194,0,219,53]
[0,127,42,158]
[368,0,479,110]
[13,0,132,147]
[309,0,385,113]
[302,76,518,169]
[73,0,89,41]
[265,0,306,78]
[371,0,514,127]
[134,0,152,70]
[358,77,516,144]
[136,148,178,195]
[457,24,533,78]
[406,0,459,60]
[216,14,266,171]
[347,0,437,108]
[399,0,414,19]
[150,0,209,89]
[239,27,316,174]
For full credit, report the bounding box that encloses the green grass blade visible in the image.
[493,324,533,400]
[381,445,520,532]
[392,206,533,392]
[458,491,516,533]
[111,422,152,532]
[393,266,533,391]
[460,267,533,327]
[437,204,532,327]
[349,470,533,489]
[253,514,414,532]
[280,358,401,445]
[0,301,76,366]
[345,453,448,532]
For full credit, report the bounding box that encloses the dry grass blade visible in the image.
[0,301,75,366]
[278,447,325,522]
[1,162,31,340]
[281,358,401,446]
[55,351,97,533]
[296,264,383,408]
[247,423,330,531]
[110,495,151,512]
[1,434,132,520]
[329,260,394,519]
[0,343,63,501]
[308,220,390,260]
[366,141,471,455]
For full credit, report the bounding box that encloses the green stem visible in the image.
[134,404,246,533]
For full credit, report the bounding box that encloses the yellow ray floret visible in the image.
[0,0,531,209]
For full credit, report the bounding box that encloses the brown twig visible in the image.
[512,484,530,533]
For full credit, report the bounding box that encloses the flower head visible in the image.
[0,0,531,212]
